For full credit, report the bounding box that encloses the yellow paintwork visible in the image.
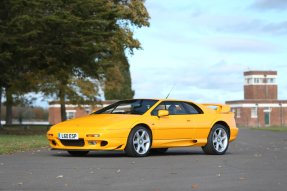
[47,99,238,151]
[201,103,230,113]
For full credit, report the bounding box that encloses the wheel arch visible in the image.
[130,123,153,142]
[213,121,230,138]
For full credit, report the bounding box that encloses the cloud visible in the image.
[128,0,287,103]
[250,0,287,11]
[201,37,278,53]
[216,19,287,36]
[131,61,246,103]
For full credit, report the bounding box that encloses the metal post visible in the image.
[264,74,267,99]
[255,103,259,127]
[279,103,283,126]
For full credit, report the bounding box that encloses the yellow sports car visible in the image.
[47,99,238,157]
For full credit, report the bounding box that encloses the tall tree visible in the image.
[34,0,149,121]
[1,0,45,124]
[0,0,150,122]
[104,49,134,100]
[0,87,2,124]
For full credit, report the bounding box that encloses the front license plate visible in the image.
[58,133,79,140]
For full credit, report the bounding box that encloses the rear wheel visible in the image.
[67,151,89,156]
[125,126,152,157]
[149,148,168,154]
[202,124,229,155]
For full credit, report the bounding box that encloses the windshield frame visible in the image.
[91,99,159,115]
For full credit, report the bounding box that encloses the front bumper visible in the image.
[47,129,129,151]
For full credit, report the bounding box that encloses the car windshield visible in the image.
[92,99,159,115]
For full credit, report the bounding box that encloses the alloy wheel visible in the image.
[212,128,228,152]
[133,129,151,155]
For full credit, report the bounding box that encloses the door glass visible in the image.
[183,103,199,114]
[151,102,166,115]
[151,101,187,115]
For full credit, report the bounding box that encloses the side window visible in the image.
[151,101,187,115]
[151,102,166,116]
[183,102,199,114]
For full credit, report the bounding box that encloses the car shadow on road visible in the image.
[50,149,211,158]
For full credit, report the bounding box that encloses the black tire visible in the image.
[125,125,152,157]
[202,124,229,155]
[67,151,89,156]
[149,148,168,154]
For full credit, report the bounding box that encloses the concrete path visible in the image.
[0,128,286,190]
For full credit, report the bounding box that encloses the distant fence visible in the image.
[1,120,49,125]
[0,124,54,131]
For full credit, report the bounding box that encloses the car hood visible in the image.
[51,114,141,130]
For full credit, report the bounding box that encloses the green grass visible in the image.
[0,134,50,155]
[239,126,287,132]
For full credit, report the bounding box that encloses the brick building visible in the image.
[49,100,118,124]
[226,71,287,127]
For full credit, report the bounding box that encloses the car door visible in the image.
[182,102,214,140]
[151,101,195,140]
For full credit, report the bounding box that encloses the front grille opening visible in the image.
[60,139,85,146]
[101,141,108,147]
[51,140,57,146]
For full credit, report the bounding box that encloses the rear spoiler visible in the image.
[201,103,231,114]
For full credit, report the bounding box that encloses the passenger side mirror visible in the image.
[158,110,169,117]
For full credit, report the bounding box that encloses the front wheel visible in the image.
[125,126,152,157]
[202,124,229,155]
[67,151,89,156]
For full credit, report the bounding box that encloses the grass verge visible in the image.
[0,134,50,155]
[239,126,287,132]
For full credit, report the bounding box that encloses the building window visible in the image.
[232,109,236,118]
[251,107,257,118]
[244,79,248,84]
[264,107,271,112]
[253,78,262,83]
[268,78,276,83]
[236,108,240,118]
[66,111,75,120]
[245,78,253,84]
[267,78,276,83]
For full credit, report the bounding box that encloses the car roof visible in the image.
[125,98,194,102]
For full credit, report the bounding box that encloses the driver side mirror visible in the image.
[158,110,169,117]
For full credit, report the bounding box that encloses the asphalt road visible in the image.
[0,128,287,191]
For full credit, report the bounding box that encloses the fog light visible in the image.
[48,134,53,137]
[86,134,100,137]
[88,141,97,145]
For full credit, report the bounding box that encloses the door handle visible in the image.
[187,119,191,122]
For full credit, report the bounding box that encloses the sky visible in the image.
[127,0,287,104]
[5,0,287,107]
